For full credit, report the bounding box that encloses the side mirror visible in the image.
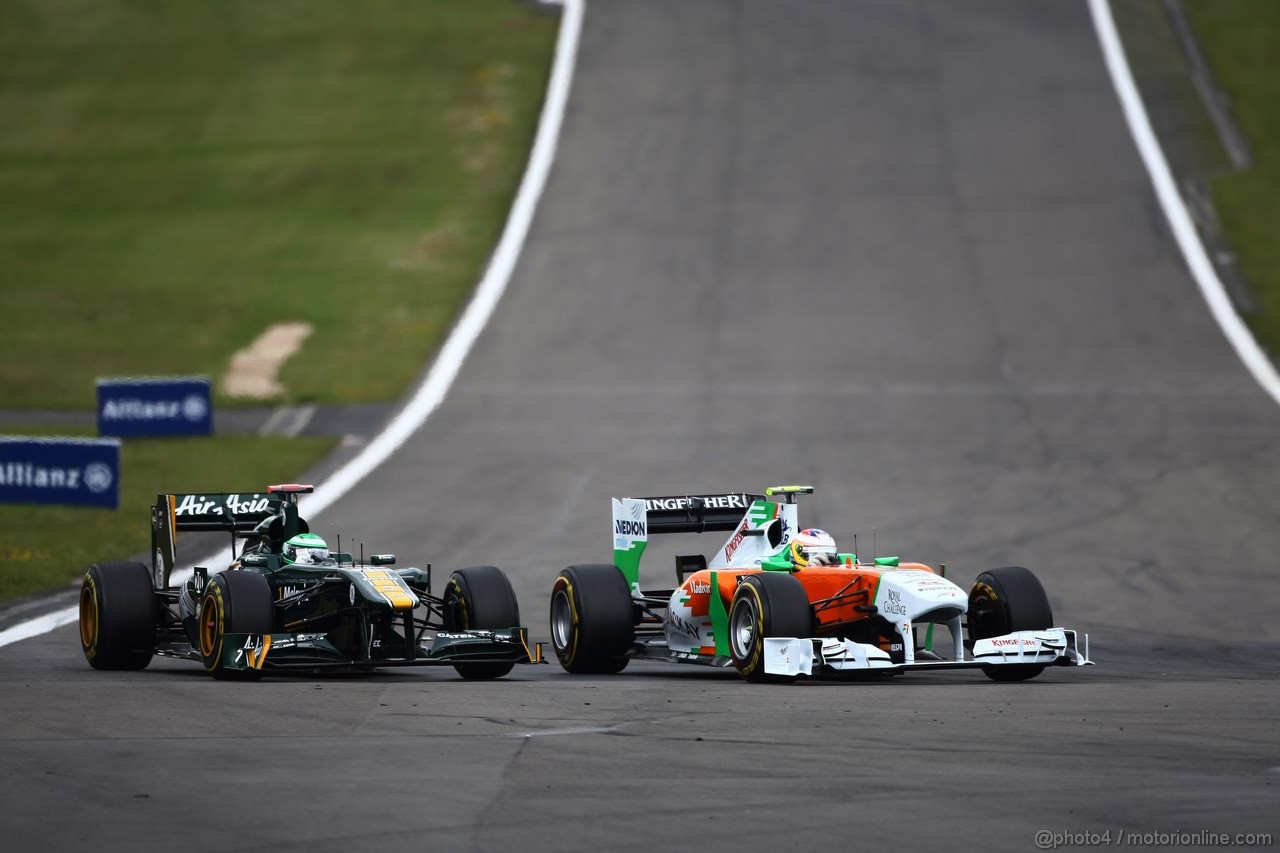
[765,518,783,549]
[370,554,396,566]
[241,553,269,568]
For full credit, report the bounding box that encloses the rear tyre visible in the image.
[968,566,1053,682]
[80,561,156,671]
[199,571,274,681]
[729,573,813,683]
[549,564,635,674]
[444,566,521,680]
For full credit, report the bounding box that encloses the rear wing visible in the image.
[611,489,808,595]
[639,493,764,534]
[150,485,312,589]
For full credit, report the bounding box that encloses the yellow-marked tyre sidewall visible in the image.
[730,573,809,684]
[78,562,155,671]
[550,576,580,668]
[445,577,470,629]
[79,574,100,660]
[549,565,634,675]
[969,567,1053,683]
[199,571,273,681]
[731,582,768,680]
[200,583,226,672]
[445,566,520,681]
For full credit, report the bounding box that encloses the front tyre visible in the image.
[444,566,521,680]
[729,573,813,683]
[968,566,1053,682]
[549,564,635,674]
[199,571,274,681]
[80,561,156,670]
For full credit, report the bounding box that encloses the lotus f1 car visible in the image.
[79,484,542,680]
[550,486,1092,682]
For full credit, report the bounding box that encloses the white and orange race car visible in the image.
[549,486,1093,683]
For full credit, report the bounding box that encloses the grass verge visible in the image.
[1183,0,1280,358]
[0,0,557,408]
[0,1,557,601]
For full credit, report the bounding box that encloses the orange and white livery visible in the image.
[550,486,1093,683]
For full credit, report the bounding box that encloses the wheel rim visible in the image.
[550,589,573,651]
[969,586,1001,639]
[444,581,468,630]
[79,583,97,649]
[730,596,758,660]
[199,592,219,657]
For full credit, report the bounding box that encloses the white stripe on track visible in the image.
[1089,0,1280,406]
[0,0,586,650]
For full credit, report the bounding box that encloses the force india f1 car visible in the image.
[549,486,1092,683]
[79,484,542,680]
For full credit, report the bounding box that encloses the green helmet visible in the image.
[283,532,331,566]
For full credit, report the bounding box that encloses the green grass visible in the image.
[0,427,336,600]
[0,0,557,408]
[0,1,557,601]
[1184,0,1280,358]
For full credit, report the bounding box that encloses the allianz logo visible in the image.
[102,394,208,422]
[0,461,114,493]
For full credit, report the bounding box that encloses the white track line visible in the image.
[1090,0,1280,406]
[0,0,585,650]
[0,607,80,646]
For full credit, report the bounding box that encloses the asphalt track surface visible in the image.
[4,2,1279,851]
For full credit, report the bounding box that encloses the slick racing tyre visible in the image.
[199,571,274,681]
[549,564,635,674]
[80,561,157,671]
[729,573,814,683]
[968,566,1053,682]
[444,566,521,680]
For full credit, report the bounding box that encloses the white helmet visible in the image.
[789,528,838,567]
[283,533,331,566]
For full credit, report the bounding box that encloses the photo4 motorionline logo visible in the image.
[1035,829,1272,849]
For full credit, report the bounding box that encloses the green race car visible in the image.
[78,484,541,680]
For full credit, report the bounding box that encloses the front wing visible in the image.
[763,628,1093,678]
[218,627,544,673]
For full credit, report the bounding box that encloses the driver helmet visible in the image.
[283,532,331,566]
[789,528,838,567]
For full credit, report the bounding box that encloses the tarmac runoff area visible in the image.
[2,1,1279,851]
